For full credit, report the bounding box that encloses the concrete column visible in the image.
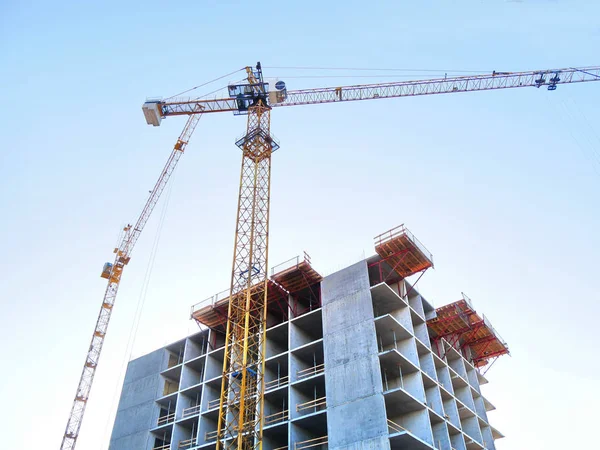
[322,260,390,450]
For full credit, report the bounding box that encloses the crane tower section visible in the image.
[216,64,279,449]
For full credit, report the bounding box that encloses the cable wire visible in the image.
[264,65,491,73]
[164,68,245,100]
[271,74,455,79]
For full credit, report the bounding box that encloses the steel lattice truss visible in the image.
[159,66,600,117]
[216,103,273,449]
[60,111,203,450]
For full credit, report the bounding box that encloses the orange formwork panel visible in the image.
[374,224,434,279]
[427,294,509,367]
[191,279,289,330]
[270,253,322,293]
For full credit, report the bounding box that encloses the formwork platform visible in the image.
[191,279,289,330]
[369,224,434,284]
[427,294,509,367]
[191,254,322,330]
[271,253,323,293]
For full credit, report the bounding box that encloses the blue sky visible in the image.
[1,1,599,449]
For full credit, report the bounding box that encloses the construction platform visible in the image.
[270,253,323,293]
[191,254,322,330]
[368,224,434,285]
[427,293,509,367]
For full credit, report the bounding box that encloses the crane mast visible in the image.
[216,64,276,449]
[60,108,203,450]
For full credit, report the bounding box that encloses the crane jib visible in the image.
[154,66,600,119]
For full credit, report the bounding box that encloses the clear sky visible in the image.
[1,1,599,449]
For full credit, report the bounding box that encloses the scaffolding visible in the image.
[426,293,509,367]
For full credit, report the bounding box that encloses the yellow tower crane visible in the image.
[60,110,203,450]
[61,63,600,450]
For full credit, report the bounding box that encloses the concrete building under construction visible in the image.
[109,225,509,450]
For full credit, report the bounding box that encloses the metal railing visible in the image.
[191,252,316,316]
[264,409,289,425]
[483,314,507,346]
[205,430,219,441]
[265,375,289,391]
[296,396,326,413]
[153,444,171,450]
[207,388,259,412]
[182,404,201,417]
[297,363,324,379]
[271,252,313,276]
[387,418,407,434]
[461,292,474,310]
[190,288,231,316]
[207,398,220,410]
[157,412,175,426]
[178,437,196,449]
[294,435,328,449]
[271,255,301,276]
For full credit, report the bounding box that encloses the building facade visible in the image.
[109,226,507,450]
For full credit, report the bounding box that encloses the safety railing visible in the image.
[182,404,201,417]
[153,444,171,450]
[483,314,507,346]
[461,292,474,310]
[190,288,231,316]
[207,389,259,412]
[178,437,197,449]
[264,409,289,425]
[205,429,219,442]
[297,363,324,379]
[387,418,407,434]
[157,412,175,426]
[271,255,301,276]
[207,398,221,410]
[296,396,326,414]
[273,446,288,450]
[294,435,328,449]
[271,252,313,277]
[265,375,289,391]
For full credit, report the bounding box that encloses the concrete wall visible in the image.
[321,260,390,450]
[109,348,164,450]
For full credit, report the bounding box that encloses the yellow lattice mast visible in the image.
[216,65,277,449]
